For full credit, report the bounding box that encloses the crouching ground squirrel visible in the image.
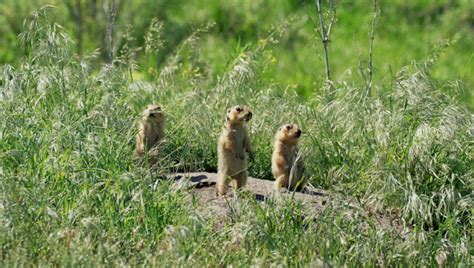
[272,124,306,191]
[217,105,254,196]
[135,104,165,166]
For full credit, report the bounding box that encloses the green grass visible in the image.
[1,4,473,266]
[0,0,473,106]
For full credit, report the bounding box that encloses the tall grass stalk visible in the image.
[366,0,379,96]
[314,0,336,81]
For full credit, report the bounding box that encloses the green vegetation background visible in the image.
[1,0,473,105]
[0,0,473,266]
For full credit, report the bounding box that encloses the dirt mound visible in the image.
[167,172,404,234]
[169,172,327,218]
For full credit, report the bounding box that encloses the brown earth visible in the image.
[167,172,405,235]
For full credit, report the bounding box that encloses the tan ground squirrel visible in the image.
[216,105,253,196]
[272,124,306,191]
[135,104,165,166]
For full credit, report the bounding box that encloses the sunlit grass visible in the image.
[0,7,472,266]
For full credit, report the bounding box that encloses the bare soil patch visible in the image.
[168,172,404,235]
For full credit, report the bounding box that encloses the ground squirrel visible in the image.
[216,105,253,196]
[135,104,165,166]
[272,124,305,191]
